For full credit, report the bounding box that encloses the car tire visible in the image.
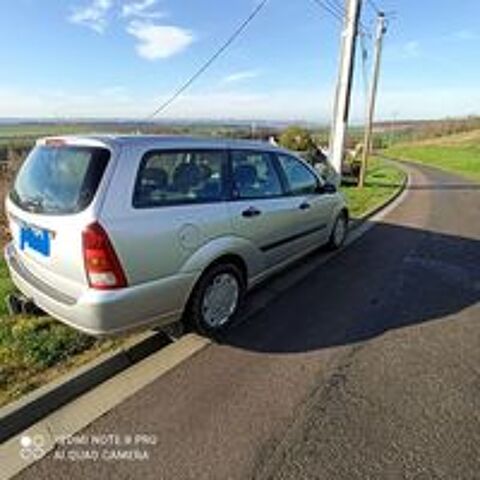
[328,211,348,250]
[185,263,245,335]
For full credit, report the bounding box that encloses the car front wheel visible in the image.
[186,263,245,334]
[328,212,348,249]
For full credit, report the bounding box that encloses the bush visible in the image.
[279,126,317,152]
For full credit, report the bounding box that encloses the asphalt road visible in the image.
[17,162,480,480]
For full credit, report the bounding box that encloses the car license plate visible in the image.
[19,224,51,257]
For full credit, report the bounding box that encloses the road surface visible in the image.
[17,162,480,479]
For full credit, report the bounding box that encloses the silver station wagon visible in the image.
[4,136,349,335]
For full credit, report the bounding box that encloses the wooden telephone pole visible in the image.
[329,0,362,184]
[358,11,387,188]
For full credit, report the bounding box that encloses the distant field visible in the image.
[385,129,480,182]
[0,124,95,147]
[0,121,283,147]
[0,124,90,137]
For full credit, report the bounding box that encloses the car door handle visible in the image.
[299,202,311,210]
[242,207,262,218]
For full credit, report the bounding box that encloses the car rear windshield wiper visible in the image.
[20,195,45,213]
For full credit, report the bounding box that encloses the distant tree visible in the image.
[279,126,317,152]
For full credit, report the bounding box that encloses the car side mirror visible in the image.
[317,182,337,194]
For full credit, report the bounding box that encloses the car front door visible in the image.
[276,153,337,247]
[227,150,302,273]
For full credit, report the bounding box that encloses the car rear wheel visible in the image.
[186,263,245,334]
[328,212,348,249]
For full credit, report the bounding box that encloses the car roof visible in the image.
[38,134,290,154]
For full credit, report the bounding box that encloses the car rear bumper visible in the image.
[4,242,197,336]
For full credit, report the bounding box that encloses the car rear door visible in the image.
[99,148,233,287]
[226,150,302,271]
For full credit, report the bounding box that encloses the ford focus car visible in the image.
[4,135,348,336]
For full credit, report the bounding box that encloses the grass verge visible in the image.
[341,157,406,219]
[0,316,122,407]
[385,130,480,182]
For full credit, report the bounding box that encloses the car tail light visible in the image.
[82,223,127,290]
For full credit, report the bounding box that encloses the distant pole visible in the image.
[251,121,257,139]
[389,110,398,146]
[329,0,362,184]
[358,12,387,188]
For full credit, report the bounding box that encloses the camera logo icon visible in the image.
[19,435,45,461]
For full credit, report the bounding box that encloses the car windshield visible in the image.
[10,145,110,215]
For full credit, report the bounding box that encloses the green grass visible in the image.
[385,130,480,182]
[341,158,406,219]
[0,313,122,406]
[0,316,94,403]
[0,124,88,137]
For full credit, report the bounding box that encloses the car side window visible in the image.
[133,150,227,208]
[277,154,319,196]
[231,151,283,200]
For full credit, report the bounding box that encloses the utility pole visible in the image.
[358,11,387,188]
[329,0,362,184]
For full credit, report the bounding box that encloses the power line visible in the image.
[329,0,352,17]
[310,0,344,24]
[310,0,371,37]
[145,0,270,120]
[365,0,381,14]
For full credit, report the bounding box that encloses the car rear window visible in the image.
[10,145,110,215]
[133,150,227,208]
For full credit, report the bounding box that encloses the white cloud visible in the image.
[221,70,261,85]
[67,2,191,61]
[126,21,194,60]
[121,0,165,19]
[69,0,114,33]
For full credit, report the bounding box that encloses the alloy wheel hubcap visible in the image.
[202,273,239,328]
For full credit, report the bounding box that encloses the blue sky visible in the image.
[0,0,479,121]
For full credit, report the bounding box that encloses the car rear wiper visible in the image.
[21,196,45,213]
